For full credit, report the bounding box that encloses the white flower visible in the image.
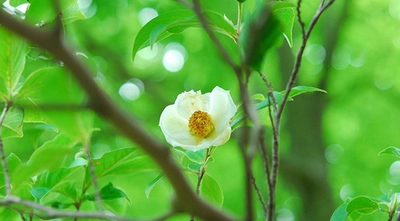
[159,86,237,151]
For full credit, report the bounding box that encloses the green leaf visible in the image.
[283,85,327,98]
[87,148,154,185]
[188,163,203,172]
[346,196,379,215]
[132,9,236,59]
[272,2,295,47]
[185,149,206,164]
[9,0,28,7]
[30,187,51,202]
[25,0,85,26]
[239,2,281,71]
[0,27,27,100]
[32,167,84,203]
[379,146,400,158]
[17,67,94,142]
[200,173,223,208]
[12,133,77,191]
[2,107,24,138]
[231,91,284,131]
[330,204,348,221]
[87,182,130,202]
[145,173,165,198]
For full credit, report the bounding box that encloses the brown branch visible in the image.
[0,9,235,221]
[1,195,173,221]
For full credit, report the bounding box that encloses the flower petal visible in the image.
[175,90,209,119]
[159,105,198,148]
[208,86,237,132]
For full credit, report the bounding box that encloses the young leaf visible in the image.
[30,187,51,202]
[185,149,206,164]
[11,133,77,191]
[200,173,223,208]
[330,204,348,221]
[145,173,165,198]
[346,196,379,215]
[272,2,295,47]
[2,107,24,138]
[87,182,130,202]
[132,9,236,59]
[379,146,400,158]
[17,67,94,142]
[30,167,85,205]
[87,148,155,185]
[282,85,327,99]
[0,27,27,99]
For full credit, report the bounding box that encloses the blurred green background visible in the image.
[4,0,400,220]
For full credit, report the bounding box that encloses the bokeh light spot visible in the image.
[305,44,326,65]
[138,8,158,26]
[119,79,144,101]
[162,43,187,72]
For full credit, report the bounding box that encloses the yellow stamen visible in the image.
[188,110,214,137]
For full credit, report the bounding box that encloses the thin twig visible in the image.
[1,195,173,221]
[0,9,235,221]
[265,1,336,220]
[0,102,11,196]
[276,0,336,121]
[85,145,103,211]
[250,173,267,216]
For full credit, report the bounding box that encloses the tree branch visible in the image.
[0,102,11,196]
[0,9,235,221]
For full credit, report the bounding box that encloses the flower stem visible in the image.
[190,148,213,221]
[236,2,243,38]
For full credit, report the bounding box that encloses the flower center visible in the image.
[188,110,214,137]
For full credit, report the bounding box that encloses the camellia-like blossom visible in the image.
[159,86,237,151]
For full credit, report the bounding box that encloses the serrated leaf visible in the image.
[87,182,129,202]
[25,0,85,26]
[346,196,379,215]
[2,107,23,138]
[330,204,348,221]
[0,27,27,100]
[379,146,400,158]
[132,9,236,60]
[200,173,223,208]
[145,174,165,199]
[282,85,327,98]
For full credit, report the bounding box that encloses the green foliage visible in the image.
[0,28,27,100]
[379,146,400,158]
[239,1,295,71]
[25,0,85,25]
[200,173,223,207]
[132,9,236,60]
